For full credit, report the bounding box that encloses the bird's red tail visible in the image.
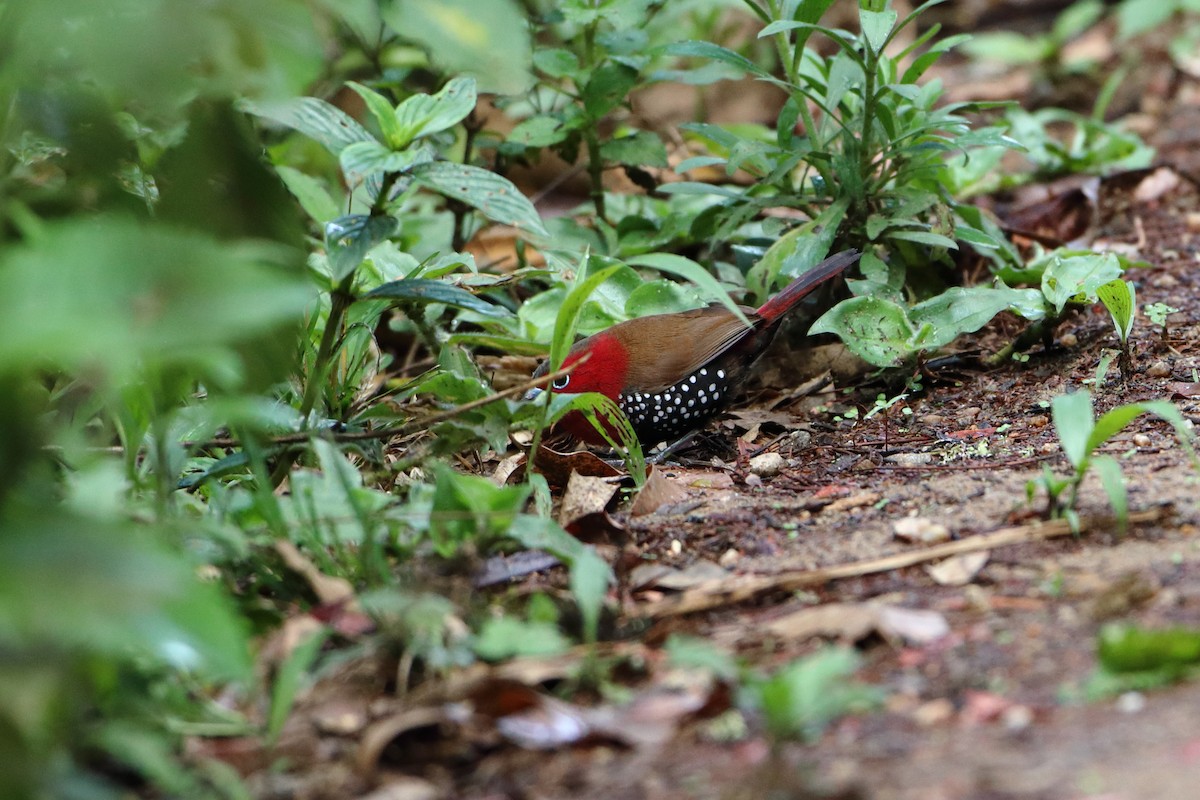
[754,249,860,323]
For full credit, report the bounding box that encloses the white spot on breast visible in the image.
[709,383,717,392]
[699,369,708,377]
[717,369,725,379]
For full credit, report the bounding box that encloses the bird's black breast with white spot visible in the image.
[618,366,733,444]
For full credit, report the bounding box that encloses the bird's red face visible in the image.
[547,332,629,400]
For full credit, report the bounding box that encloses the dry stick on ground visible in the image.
[633,506,1170,619]
[183,363,579,450]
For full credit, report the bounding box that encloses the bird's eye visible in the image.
[552,375,570,390]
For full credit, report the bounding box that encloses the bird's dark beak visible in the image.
[524,387,543,401]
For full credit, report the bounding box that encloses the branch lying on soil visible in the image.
[633,506,1171,619]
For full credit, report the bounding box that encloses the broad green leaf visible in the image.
[533,47,580,78]
[810,296,919,367]
[626,253,748,325]
[364,278,507,318]
[887,229,958,249]
[430,465,532,557]
[1053,0,1104,41]
[570,545,610,644]
[338,140,435,179]
[325,214,399,282]
[1092,455,1129,534]
[755,648,882,742]
[474,617,570,660]
[910,286,1046,349]
[1115,0,1176,39]
[392,76,478,148]
[0,513,252,680]
[599,131,669,168]
[583,62,639,119]
[411,162,548,237]
[1097,279,1136,342]
[1051,391,1095,470]
[508,115,575,148]
[1042,253,1123,313]
[241,96,374,155]
[859,8,898,53]
[275,165,340,223]
[382,0,532,93]
[0,217,311,380]
[1099,623,1200,672]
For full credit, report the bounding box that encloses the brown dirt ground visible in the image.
[225,9,1200,800]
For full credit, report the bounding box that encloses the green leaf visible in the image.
[364,278,507,318]
[275,165,340,223]
[1051,391,1095,470]
[859,8,898,53]
[325,214,399,282]
[909,286,1046,349]
[533,47,580,78]
[382,0,532,93]
[599,130,669,168]
[347,81,406,149]
[411,162,548,237]
[754,648,882,742]
[0,217,311,381]
[749,198,848,299]
[241,96,374,156]
[810,296,919,367]
[1090,400,1197,469]
[583,62,639,119]
[1092,455,1128,534]
[508,115,575,148]
[1053,0,1105,41]
[1097,279,1136,343]
[625,253,749,326]
[338,140,435,179]
[267,626,329,742]
[430,465,533,557]
[657,41,768,78]
[887,229,958,249]
[1099,623,1200,673]
[1042,252,1123,313]
[392,76,478,148]
[1115,0,1177,39]
[473,616,571,660]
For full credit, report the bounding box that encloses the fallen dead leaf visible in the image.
[630,466,691,517]
[759,602,949,646]
[533,445,623,486]
[824,491,883,513]
[631,560,729,591]
[274,539,357,607]
[559,470,624,542]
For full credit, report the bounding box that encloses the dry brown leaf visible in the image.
[559,471,621,541]
[761,602,948,646]
[630,465,691,517]
[274,540,357,608]
[534,445,623,487]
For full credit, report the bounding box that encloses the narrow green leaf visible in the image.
[347,82,406,149]
[658,40,768,78]
[267,627,329,743]
[364,278,507,317]
[1092,455,1129,534]
[411,162,548,237]
[859,8,898,53]
[275,166,340,224]
[1051,391,1095,470]
[626,253,749,326]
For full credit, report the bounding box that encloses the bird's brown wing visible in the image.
[609,305,757,393]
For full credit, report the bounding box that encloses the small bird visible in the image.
[530,249,860,446]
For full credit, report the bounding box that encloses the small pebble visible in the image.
[670,539,683,555]
[918,413,948,424]
[1147,361,1171,378]
[718,548,741,568]
[885,452,933,466]
[1156,273,1180,289]
[1002,704,1034,733]
[959,406,982,422]
[1059,332,1079,348]
[894,517,951,544]
[1040,442,1059,454]
[1133,433,1152,447]
[1028,414,1049,429]
[1187,212,1200,233]
[748,452,786,477]
[912,698,955,727]
[1116,691,1146,714]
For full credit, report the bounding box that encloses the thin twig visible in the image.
[633,507,1170,619]
[182,363,577,451]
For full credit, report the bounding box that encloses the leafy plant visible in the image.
[1027,390,1197,531]
[746,647,883,742]
[1144,301,1180,342]
[662,0,1017,299]
[1097,278,1136,378]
